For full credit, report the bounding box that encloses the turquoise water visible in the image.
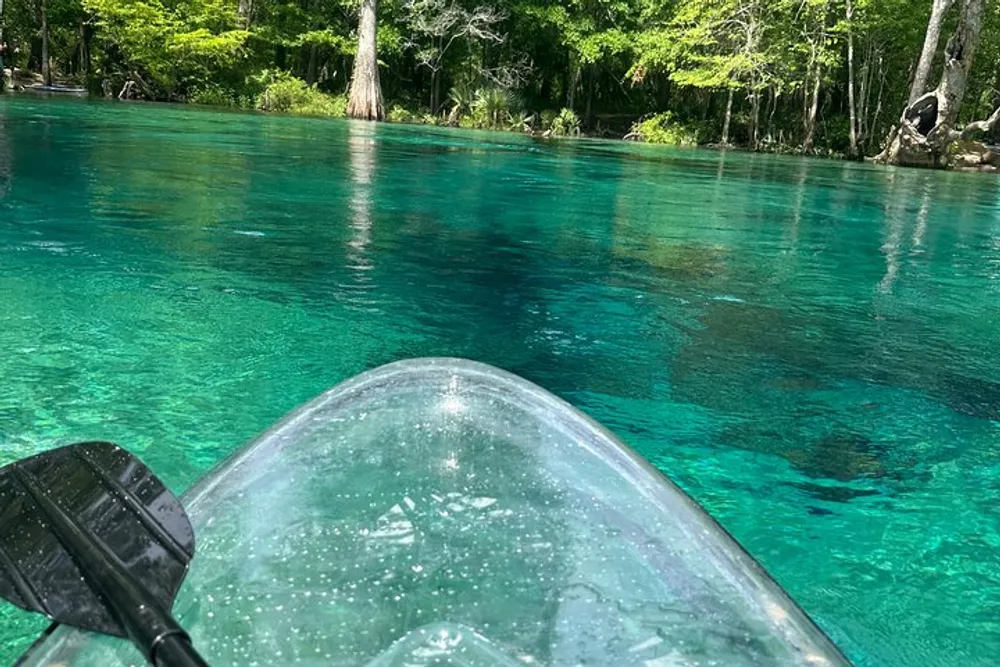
[0,97,997,666]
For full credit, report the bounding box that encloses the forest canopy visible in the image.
[3,0,1000,157]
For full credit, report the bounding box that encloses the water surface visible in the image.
[0,98,998,666]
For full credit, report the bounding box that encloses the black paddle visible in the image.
[0,442,208,666]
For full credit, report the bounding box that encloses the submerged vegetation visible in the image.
[2,0,1000,163]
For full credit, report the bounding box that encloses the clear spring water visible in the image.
[0,97,997,667]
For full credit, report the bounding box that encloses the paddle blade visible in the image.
[0,442,194,637]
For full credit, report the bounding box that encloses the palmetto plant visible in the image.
[471,87,516,129]
[447,82,477,125]
[549,108,581,136]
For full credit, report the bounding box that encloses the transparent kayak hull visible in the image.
[21,358,849,666]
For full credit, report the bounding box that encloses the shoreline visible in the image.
[5,88,997,172]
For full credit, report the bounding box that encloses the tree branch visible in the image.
[960,105,1000,138]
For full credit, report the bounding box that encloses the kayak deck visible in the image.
[20,359,849,666]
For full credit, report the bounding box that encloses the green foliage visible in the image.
[189,83,252,108]
[539,109,559,129]
[470,87,518,130]
[169,28,250,65]
[630,112,700,146]
[9,0,1000,156]
[447,83,477,125]
[257,71,346,117]
[291,29,352,53]
[548,108,581,136]
[384,104,449,126]
[387,105,419,123]
[79,0,249,97]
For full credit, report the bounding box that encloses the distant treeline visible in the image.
[2,0,1000,160]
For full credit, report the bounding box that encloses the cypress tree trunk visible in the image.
[346,0,384,121]
[909,0,954,104]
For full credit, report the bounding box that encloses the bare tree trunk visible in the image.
[346,0,384,121]
[766,87,780,144]
[846,0,859,156]
[857,41,870,144]
[721,88,734,145]
[306,44,318,85]
[801,76,809,142]
[877,0,992,167]
[937,0,985,126]
[585,66,594,127]
[803,67,821,152]
[79,21,91,83]
[802,42,816,143]
[909,0,954,104]
[749,89,761,150]
[868,54,887,151]
[432,68,441,115]
[238,0,253,27]
[41,0,52,85]
[566,55,580,110]
[763,86,774,142]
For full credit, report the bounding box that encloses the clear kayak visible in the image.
[20,358,850,667]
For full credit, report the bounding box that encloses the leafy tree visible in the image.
[631,0,776,147]
[8,0,1000,165]
[82,0,248,97]
[404,0,505,113]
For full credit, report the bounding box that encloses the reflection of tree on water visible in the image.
[346,122,376,278]
[0,109,10,200]
[912,187,931,249]
[787,159,810,251]
[878,170,910,295]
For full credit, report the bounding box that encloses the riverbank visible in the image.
[15,73,992,169]
[4,71,863,162]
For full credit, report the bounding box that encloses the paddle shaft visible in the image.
[13,467,209,667]
[153,636,210,667]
